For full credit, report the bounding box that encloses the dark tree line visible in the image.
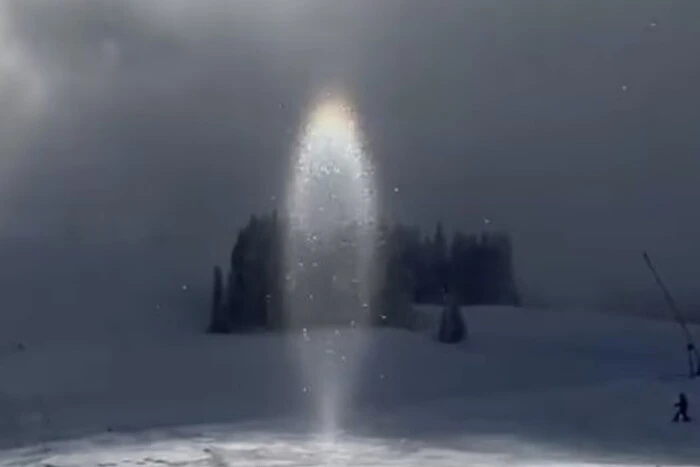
[208,212,519,334]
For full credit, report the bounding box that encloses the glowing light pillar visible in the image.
[284,92,378,435]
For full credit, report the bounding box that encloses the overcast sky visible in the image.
[1,0,699,307]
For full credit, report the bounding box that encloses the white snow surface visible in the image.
[0,240,700,465]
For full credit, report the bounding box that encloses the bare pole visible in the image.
[643,251,700,377]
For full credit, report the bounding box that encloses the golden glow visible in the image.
[305,98,357,143]
[288,93,376,231]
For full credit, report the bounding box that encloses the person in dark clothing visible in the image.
[673,392,691,422]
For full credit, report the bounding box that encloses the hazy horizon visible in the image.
[1,0,699,310]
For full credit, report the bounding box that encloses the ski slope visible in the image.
[0,239,700,465]
[0,310,699,465]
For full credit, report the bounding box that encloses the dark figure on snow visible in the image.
[673,392,691,423]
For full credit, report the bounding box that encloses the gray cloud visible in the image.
[1,0,700,307]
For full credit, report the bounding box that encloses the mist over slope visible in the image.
[0,232,693,354]
[0,236,228,350]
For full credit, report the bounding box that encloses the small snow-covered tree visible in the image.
[207,265,229,333]
[437,295,467,344]
[433,222,449,299]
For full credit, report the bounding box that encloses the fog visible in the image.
[1,0,700,311]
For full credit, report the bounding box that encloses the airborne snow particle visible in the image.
[181,285,188,291]
[621,84,628,92]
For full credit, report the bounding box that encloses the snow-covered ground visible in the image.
[1,308,700,465]
[1,240,700,466]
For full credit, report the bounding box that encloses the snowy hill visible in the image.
[0,294,699,464]
[1,239,700,464]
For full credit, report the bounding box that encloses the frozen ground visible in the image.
[1,306,700,466]
[0,240,700,465]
